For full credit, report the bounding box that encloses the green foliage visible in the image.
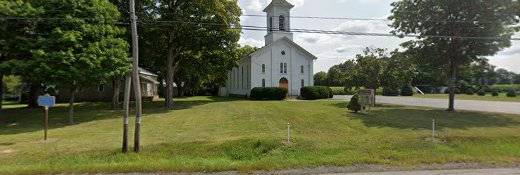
[250,87,288,101]
[464,87,475,95]
[382,88,400,96]
[492,91,500,97]
[400,85,414,96]
[2,0,130,89]
[390,0,517,110]
[347,94,362,113]
[506,89,517,97]
[2,75,21,95]
[300,86,332,100]
[330,87,352,95]
[477,89,486,96]
[313,72,328,86]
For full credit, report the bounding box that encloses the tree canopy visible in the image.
[390,0,518,111]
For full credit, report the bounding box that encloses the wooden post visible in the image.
[122,73,131,153]
[129,0,142,152]
[44,106,49,141]
[287,123,291,144]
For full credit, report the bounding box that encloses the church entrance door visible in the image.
[279,78,289,89]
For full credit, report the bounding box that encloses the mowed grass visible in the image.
[1,96,520,174]
[412,94,520,102]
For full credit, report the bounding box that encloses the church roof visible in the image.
[249,37,318,60]
[263,0,294,12]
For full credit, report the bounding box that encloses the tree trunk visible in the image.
[165,48,178,109]
[68,87,77,125]
[27,82,40,108]
[122,73,131,153]
[0,72,3,110]
[112,78,121,110]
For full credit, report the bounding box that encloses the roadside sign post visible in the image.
[38,95,55,141]
[358,89,375,113]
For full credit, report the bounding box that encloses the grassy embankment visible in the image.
[1,96,520,174]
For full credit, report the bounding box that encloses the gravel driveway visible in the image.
[333,95,520,115]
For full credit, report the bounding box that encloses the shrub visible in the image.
[347,94,362,113]
[382,88,400,96]
[327,87,334,98]
[507,89,517,97]
[492,90,499,97]
[300,86,331,100]
[464,87,475,95]
[330,87,352,95]
[250,87,288,100]
[477,89,486,96]
[400,86,414,96]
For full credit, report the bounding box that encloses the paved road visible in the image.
[325,168,520,175]
[333,95,520,115]
[106,168,520,175]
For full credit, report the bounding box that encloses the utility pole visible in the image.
[129,0,143,152]
[122,73,131,153]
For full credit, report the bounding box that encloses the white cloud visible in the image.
[239,37,264,47]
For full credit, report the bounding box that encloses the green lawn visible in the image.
[411,94,520,102]
[1,97,520,174]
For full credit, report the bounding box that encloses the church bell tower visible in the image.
[264,0,294,46]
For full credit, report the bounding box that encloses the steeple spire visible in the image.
[264,0,294,46]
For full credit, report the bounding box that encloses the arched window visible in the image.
[262,64,266,73]
[283,63,287,73]
[262,79,266,87]
[300,65,304,74]
[279,15,285,31]
[280,63,283,73]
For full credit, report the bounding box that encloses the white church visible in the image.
[225,0,317,97]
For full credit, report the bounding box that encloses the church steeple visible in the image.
[264,0,294,46]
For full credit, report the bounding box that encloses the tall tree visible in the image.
[352,48,388,90]
[390,0,517,111]
[146,0,241,109]
[9,0,130,123]
[0,0,41,108]
[313,72,328,86]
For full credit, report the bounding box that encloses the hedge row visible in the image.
[300,86,333,100]
[250,87,288,100]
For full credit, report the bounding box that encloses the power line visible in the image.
[2,17,520,41]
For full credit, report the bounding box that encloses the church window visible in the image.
[262,64,266,73]
[262,79,266,87]
[300,65,304,74]
[241,67,244,89]
[280,63,283,73]
[301,79,305,87]
[279,15,285,31]
[269,17,273,31]
[281,50,286,55]
[283,63,287,73]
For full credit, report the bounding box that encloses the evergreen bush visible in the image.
[506,89,517,97]
[300,86,331,100]
[382,88,400,96]
[400,85,414,96]
[477,89,486,96]
[250,87,288,100]
[347,94,362,113]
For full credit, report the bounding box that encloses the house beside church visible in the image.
[225,0,317,97]
[55,67,160,102]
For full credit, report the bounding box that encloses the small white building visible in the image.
[226,0,317,96]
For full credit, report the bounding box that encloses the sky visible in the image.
[237,0,520,74]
